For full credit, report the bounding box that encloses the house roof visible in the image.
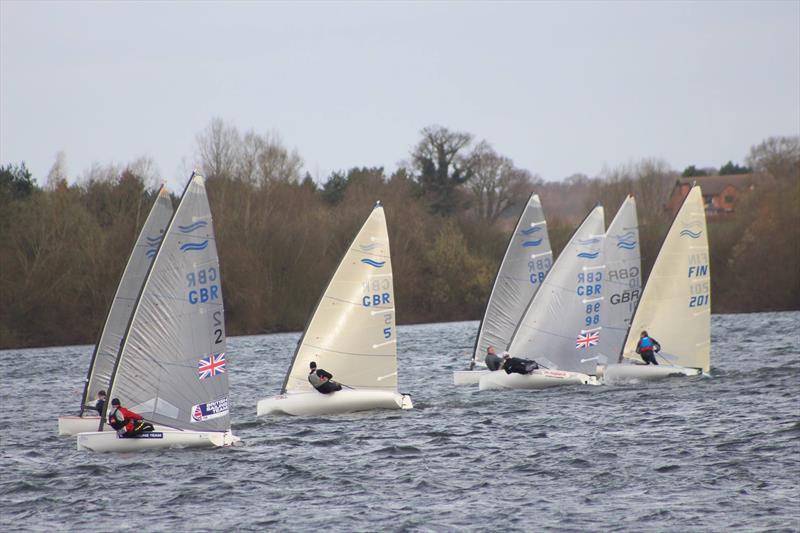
[676,174,754,196]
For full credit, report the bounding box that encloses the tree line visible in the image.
[1,123,797,349]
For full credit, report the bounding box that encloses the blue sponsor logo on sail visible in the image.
[178,221,208,234]
[361,258,386,268]
[522,238,543,247]
[180,240,209,252]
[577,251,600,259]
[520,226,542,236]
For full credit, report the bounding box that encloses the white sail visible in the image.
[281,202,398,393]
[79,187,173,414]
[472,193,553,364]
[621,185,710,371]
[104,173,231,432]
[596,196,641,362]
[506,206,606,375]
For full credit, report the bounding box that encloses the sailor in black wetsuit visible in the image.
[502,355,540,375]
[88,390,106,414]
[308,361,343,394]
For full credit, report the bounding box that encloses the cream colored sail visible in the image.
[621,186,710,371]
[281,203,397,393]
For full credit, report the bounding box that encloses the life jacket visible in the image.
[108,408,126,430]
[640,337,654,351]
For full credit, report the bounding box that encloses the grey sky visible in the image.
[2,1,798,190]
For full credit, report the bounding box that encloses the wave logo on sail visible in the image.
[577,237,601,245]
[145,234,163,258]
[522,238,543,247]
[361,258,386,268]
[520,226,542,236]
[198,352,225,379]
[178,220,208,234]
[679,228,702,239]
[576,251,600,259]
[614,231,637,250]
[180,240,209,253]
[358,242,381,252]
[190,396,229,423]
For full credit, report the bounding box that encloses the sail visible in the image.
[621,186,710,371]
[596,196,641,363]
[281,203,397,393]
[507,206,606,374]
[80,187,173,413]
[106,174,230,431]
[472,193,553,363]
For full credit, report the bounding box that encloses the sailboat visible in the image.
[58,187,173,436]
[257,202,413,416]
[603,185,710,381]
[453,193,553,386]
[77,173,239,451]
[594,196,641,376]
[479,206,606,391]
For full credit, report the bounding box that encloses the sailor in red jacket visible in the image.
[108,398,152,437]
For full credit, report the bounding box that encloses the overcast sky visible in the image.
[2,1,798,190]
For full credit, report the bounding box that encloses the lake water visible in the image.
[1,312,798,532]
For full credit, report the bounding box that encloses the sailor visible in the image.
[86,389,106,414]
[308,361,343,394]
[484,346,504,371]
[635,331,661,365]
[502,354,540,375]
[107,398,154,437]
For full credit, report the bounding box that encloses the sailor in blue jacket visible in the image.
[635,331,661,365]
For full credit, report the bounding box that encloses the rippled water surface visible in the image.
[1,312,799,532]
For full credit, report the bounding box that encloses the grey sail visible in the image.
[472,193,553,364]
[597,196,641,363]
[106,174,229,431]
[80,187,173,414]
[506,206,606,374]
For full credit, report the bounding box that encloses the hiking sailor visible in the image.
[107,398,154,437]
[308,361,343,394]
[502,354,540,375]
[635,331,661,365]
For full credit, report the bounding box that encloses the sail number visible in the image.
[577,272,602,327]
[528,257,552,285]
[689,280,710,308]
[187,267,220,305]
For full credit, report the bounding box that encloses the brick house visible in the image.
[666,174,754,217]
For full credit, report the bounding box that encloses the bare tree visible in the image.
[45,151,68,190]
[467,141,532,223]
[410,125,474,214]
[256,132,303,185]
[196,117,241,180]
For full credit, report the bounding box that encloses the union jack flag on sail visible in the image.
[575,332,599,349]
[198,352,226,379]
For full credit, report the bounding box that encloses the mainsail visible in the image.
[80,187,173,414]
[506,206,606,375]
[105,173,230,431]
[596,196,641,362]
[621,185,710,371]
[281,202,397,393]
[472,193,553,364]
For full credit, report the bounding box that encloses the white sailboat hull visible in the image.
[58,415,107,436]
[257,389,413,416]
[76,429,240,452]
[602,363,702,383]
[479,368,598,391]
[453,370,489,385]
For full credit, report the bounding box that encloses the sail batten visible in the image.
[472,194,553,363]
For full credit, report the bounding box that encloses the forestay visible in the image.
[281,203,398,393]
[472,193,553,364]
[80,187,173,414]
[597,196,641,362]
[506,206,606,375]
[105,174,230,432]
[621,186,710,371]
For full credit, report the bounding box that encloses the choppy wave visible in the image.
[1,312,798,532]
